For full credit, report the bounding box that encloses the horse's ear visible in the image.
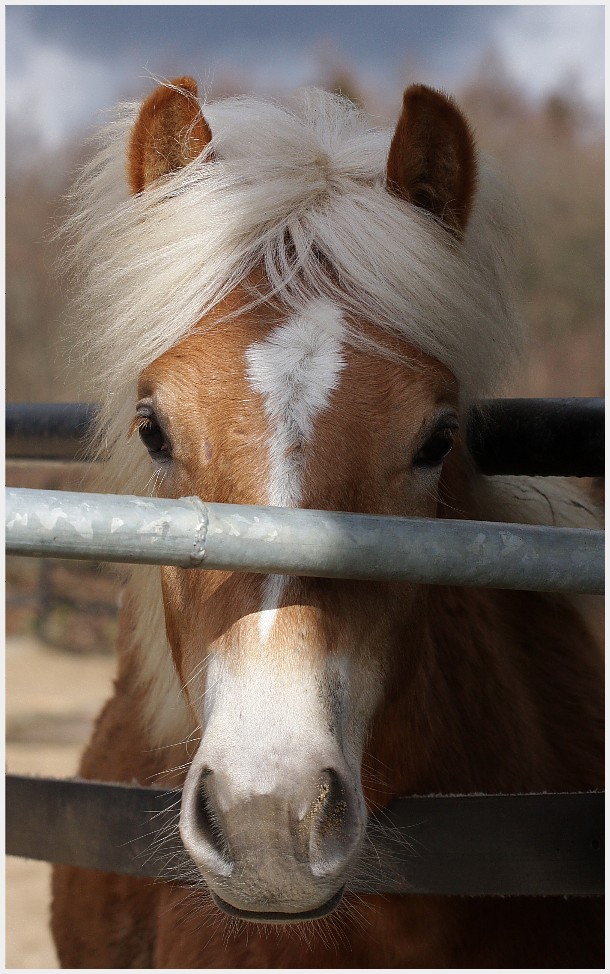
[128,77,213,194]
[386,85,477,236]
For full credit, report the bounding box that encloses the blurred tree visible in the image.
[460,59,603,396]
[325,68,365,108]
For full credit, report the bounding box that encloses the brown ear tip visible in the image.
[169,76,199,98]
[403,83,434,99]
[137,77,200,117]
[403,84,456,111]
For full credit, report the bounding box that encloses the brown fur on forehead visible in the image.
[136,280,278,397]
[137,294,457,407]
[138,328,273,506]
[301,338,459,515]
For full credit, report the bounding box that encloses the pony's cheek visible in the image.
[382,472,443,521]
[154,461,191,501]
[415,470,446,517]
[159,568,188,681]
[159,565,216,692]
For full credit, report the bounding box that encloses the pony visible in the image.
[51,77,603,968]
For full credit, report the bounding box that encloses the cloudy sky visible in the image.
[6,5,605,158]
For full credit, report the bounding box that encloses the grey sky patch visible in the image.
[6,5,604,161]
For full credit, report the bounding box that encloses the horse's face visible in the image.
[128,78,474,920]
[136,296,457,918]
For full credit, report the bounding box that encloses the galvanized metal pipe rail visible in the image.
[6,487,604,594]
[5,398,605,476]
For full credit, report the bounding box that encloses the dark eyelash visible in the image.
[132,406,172,460]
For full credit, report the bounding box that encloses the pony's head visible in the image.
[68,78,522,920]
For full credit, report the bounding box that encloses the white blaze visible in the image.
[246,298,346,507]
[246,298,346,639]
[257,573,287,644]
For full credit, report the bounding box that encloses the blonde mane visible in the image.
[62,86,523,498]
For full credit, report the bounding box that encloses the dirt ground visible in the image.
[6,636,117,969]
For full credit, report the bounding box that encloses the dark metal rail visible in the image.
[468,397,604,477]
[6,775,604,896]
[6,402,96,462]
[5,399,605,476]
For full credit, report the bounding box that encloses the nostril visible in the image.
[191,768,233,874]
[313,769,346,827]
[308,768,363,878]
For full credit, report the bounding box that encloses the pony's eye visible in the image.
[135,406,172,460]
[413,426,456,468]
